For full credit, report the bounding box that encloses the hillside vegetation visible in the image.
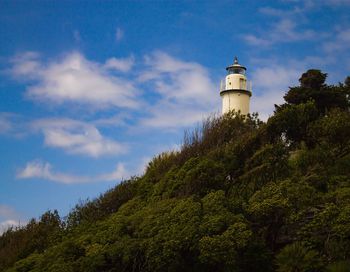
[1,70,350,272]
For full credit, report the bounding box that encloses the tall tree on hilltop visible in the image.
[283,69,349,114]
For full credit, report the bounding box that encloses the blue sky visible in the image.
[1,0,350,232]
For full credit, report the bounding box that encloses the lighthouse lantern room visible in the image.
[220,57,252,115]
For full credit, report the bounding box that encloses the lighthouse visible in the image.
[220,57,252,115]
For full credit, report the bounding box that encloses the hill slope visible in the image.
[1,70,350,272]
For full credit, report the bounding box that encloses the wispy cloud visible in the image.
[93,113,130,127]
[325,0,350,4]
[0,205,19,219]
[8,51,219,129]
[251,64,302,120]
[16,160,128,184]
[244,0,329,47]
[104,55,134,72]
[250,50,342,111]
[0,112,26,137]
[281,0,350,7]
[0,113,13,134]
[323,27,350,52]
[294,0,350,5]
[140,101,212,128]
[135,156,152,176]
[115,27,124,42]
[73,30,81,42]
[10,52,139,109]
[138,51,219,128]
[0,205,24,234]
[140,51,215,102]
[10,51,41,79]
[259,6,303,17]
[32,118,126,157]
[0,220,20,234]
[244,18,316,46]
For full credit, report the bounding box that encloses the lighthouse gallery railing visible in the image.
[220,79,252,92]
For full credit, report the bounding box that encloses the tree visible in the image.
[283,70,349,115]
[267,101,319,146]
[276,242,322,272]
[344,76,350,88]
[199,221,252,271]
[327,260,350,272]
[300,70,327,89]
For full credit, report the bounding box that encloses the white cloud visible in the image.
[0,220,20,234]
[138,51,219,128]
[0,114,12,134]
[307,0,350,5]
[259,6,304,17]
[73,30,81,42]
[93,113,129,127]
[32,118,126,157]
[7,49,225,133]
[9,51,219,129]
[244,35,271,47]
[0,205,18,219]
[10,52,138,109]
[244,18,316,46]
[140,101,212,128]
[135,156,152,176]
[0,112,26,137]
[274,19,314,41]
[115,27,124,42]
[17,160,129,184]
[280,0,350,7]
[326,0,350,4]
[250,1,349,48]
[104,56,134,72]
[323,27,350,52]
[0,205,24,235]
[10,52,42,79]
[140,52,215,99]
[251,65,302,120]
[259,7,286,16]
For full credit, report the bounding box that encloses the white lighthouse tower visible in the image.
[220,57,252,115]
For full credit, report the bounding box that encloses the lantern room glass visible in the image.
[227,67,246,75]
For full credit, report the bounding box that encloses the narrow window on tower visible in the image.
[239,78,245,89]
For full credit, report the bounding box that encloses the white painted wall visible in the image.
[221,92,250,115]
[221,70,251,115]
[225,73,247,90]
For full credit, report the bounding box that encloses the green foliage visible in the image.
[1,69,350,271]
[199,221,252,270]
[267,101,319,146]
[327,261,350,272]
[308,109,350,155]
[0,210,63,270]
[276,242,322,272]
[66,177,139,228]
[284,69,349,114]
